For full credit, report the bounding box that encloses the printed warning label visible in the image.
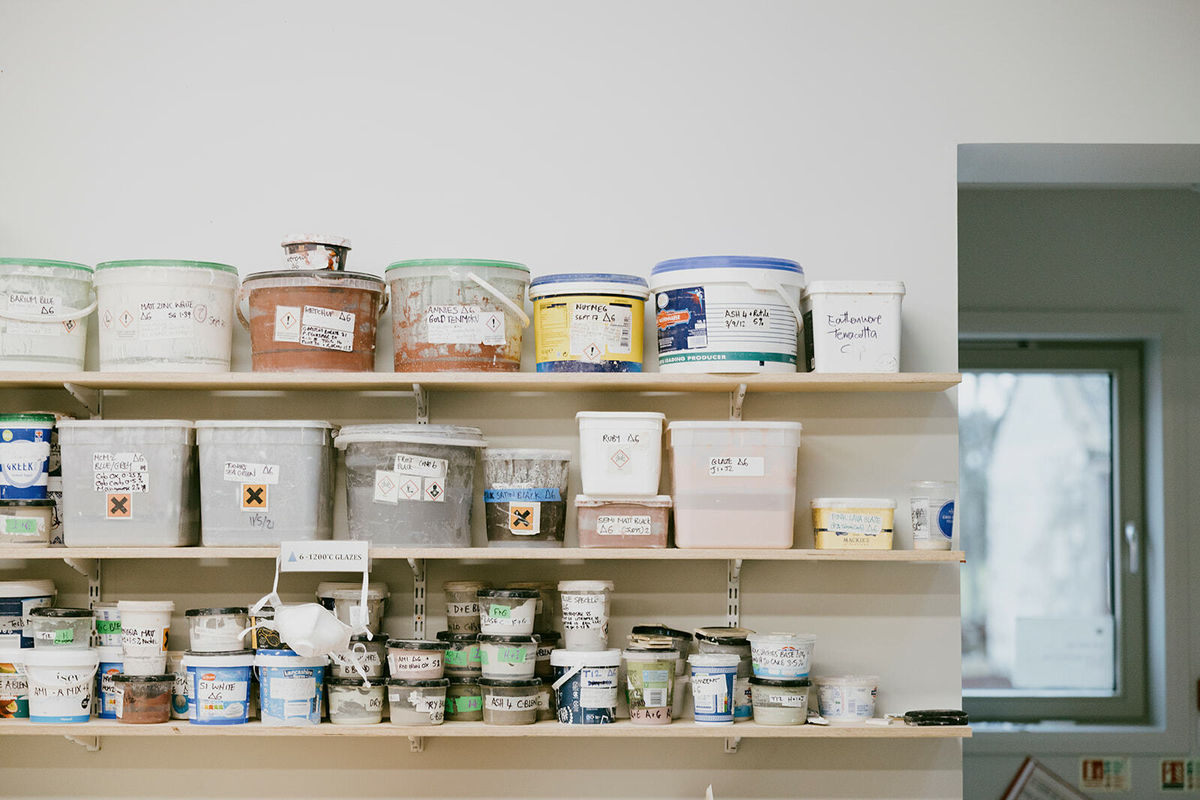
[273,305,301,343]
[106,493,132,519]
[1081,757,1132,792]
[508,503,541,535]
[241,484,268,511]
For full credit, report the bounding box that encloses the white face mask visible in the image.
[249,593,373,684]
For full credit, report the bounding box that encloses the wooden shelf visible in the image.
[0,546,965,563]
[0,719,971,739]
[0,371,960,394]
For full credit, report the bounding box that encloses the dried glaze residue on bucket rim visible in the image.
[481,448,573,461]
[334,424,487,450]
[95,259,239,275]
[281,234,352,249]
[241,269,384,288]
[650,255,804,276]
[0,258,93,273]
[385,258,530,274]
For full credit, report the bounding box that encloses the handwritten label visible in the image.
[722,307,771,330]
[446,601,478,617]
[425,304,504,346]
[707,456,764,477]
[389,652,443,672]
[222,462,280,485]
[768,693,808,707]
[3,516,41,537]
[828,511,884,535]
[92,452,149,493]
[393,453,447,479]
[485,693,539,712]
[123,625,168,650]
[299,305,355,352]
[138,300,195,340]
[560,593,607,632]
[596,514,653,537]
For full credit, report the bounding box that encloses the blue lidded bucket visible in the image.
[187,649,255,725]
[688,653,740,724]
[550,648,620,724]
[254,648,326,726]
[529,273,649,373]
[0,414,55,499]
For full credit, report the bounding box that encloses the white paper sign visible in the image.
[279,540,369,573]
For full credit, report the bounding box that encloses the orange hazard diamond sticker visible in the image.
[107,493,131,519]
[242,484,267,511]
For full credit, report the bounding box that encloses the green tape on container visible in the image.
[3,518,37,536]
[445,649,468,667]
[54,629,73,644]
[488,604,511,619]
[96,620,121,636]
[455,696,483,712]
[499,646,526,664]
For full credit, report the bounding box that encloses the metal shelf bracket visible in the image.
[408,558,426,639]
[727,559,743,627]
[412,384,429,424]
[724,736,742,754]
[64,735,101,752]
[63,383,103,418]
[409,735,425,753]
[729,383,747,421]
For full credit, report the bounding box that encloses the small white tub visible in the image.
[196,420,336,546]
[800,281,905,373]
[93,260,239,372]
[816,675,879,724]
[576,412,665,496]
[58,420,197,547]
[0,259,95,372]
[668,421,803,548]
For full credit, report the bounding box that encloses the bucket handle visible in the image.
[25,662,100,687]
[766,280,805,333]
[467,271,530,328]
[0,299,98,324]
[551,664,583,692]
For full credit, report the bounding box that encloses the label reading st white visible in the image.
[93,452,149,493]
[299,305,355,352]
[222,462,280,485]
[708,456,765,477]
[596,514,653,537]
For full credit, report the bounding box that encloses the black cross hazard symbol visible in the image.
[242,484,267,510]
[107,493,131,519]
[510,505,534,530]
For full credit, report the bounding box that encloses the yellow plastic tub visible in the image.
[810,498,895,549]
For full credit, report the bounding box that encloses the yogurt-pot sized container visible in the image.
[747,632,816,679]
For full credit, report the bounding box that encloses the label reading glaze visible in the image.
[708,456,764,477]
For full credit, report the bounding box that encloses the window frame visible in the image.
[959,339,1147,724]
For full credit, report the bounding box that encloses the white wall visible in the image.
[3,1,1200,798]
[959,188,1200,798]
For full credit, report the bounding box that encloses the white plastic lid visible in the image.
[746,632,817,645]
[281,234,351,249]
[0,579,55,599]
[316,582,389,599]
[482,448,572,461]
[911,480,956,491]
[96,646,124,662]
[622,649,679,662]
[816,674,879,686]
[576,412,665,421]
[184,651,255,667]
[687,653,740,667]
[810,498,896,509]
[254,651,328,668]
[116,601,176,612]
[21,648,100,668]
[334,424,486,450]
[803,281,906,297]
[58,419,193,429]
[574,494,672,508]
[667,421,803,431]
[195,420,335,429]
[549,648,621,668]
[557,580,614,593]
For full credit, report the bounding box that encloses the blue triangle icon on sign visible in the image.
[288,551,298,562]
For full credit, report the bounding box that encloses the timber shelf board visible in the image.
[0,371,961,394]
[0,546,966,563]
[0,719,971,739]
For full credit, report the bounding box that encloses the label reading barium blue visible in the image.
[483,488,561,503]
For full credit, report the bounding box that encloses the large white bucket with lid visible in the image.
[649,255,805,374]
[800,280,906,372]
[0,259,95,372]
[93,260,239,372]
[23,647,99,723]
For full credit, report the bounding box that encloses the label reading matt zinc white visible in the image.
[596,514,653,536]
[426,305,505,346]
[828,511,884,535]
[138,300,195,340]
[299,305,355,352]
[708,456,764,477]
[93,452,149,493]
[222,462,280,485]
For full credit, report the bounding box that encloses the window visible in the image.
[959,340,1146,723]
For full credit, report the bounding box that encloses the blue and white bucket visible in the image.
[96,646,123,719]
[254,648,326,726]
[550,648,620,724]
[649,256,806,374]
[23,647,99,723]
[0,414,55,499]
[688,652,739,724]
[186,649,254,725]
[0,579,55,648]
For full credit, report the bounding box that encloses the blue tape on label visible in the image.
[483,488,562,503]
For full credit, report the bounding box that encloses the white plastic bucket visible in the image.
[550,648,620,724]
[23,647,99,723]
[186,649,254,725]
[93,260,239,372]
[528,273,649,373]
[649,256,805,374]
[747,632,816,679]
[0,258,95,372]
[196,420,336,546]
[385,259,531,372]
[557,580,613,651]
[576,412,665,496]
[668,421,803,548]
[800,280,905,373]
[316,582,389,633]
[118,600,174,672]
[93,602,121,647]
[815,674,878,723]
[0,578,56,648]
[58,420,198,547]
[254,649,327,726]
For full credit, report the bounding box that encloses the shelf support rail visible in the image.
[64,735,101,752]
[727,559,742,627]
[412,384,429,424]
[729,383,747,421]
[408,558,426,639]
[409,735,425,753]
[724,736,742,754]
[63,383,103,418]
